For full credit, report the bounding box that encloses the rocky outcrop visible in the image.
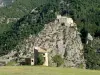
[0,51,17,65]
[86,33,93,44]
[0,17,19,24]
[0,0,14,7]
[15,15,85,68]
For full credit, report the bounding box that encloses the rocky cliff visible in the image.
[15,15,85,68]
[0,0,14,7]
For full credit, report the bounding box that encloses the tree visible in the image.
[52,55,64,67]
[80,27,88,44]
[84,45,100,69]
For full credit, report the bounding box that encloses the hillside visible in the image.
[0,1,58,55]
[0,0,100,70]
[13,15,85,68]
[0,0,49,17]
[0,0,49,34]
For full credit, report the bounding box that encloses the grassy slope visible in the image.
[0,66,100,75]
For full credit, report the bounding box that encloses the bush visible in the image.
[52,55,64,67]
[37,54,45,65]
[80,27,88,44]
[84,45,100,69]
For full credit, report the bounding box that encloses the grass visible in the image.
[0,66,100,75]
[6,61,17,66]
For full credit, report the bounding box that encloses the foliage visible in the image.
[65,0,100,37]
[37,54,45,65]
[84,45,100,70]
[79,63,84,69]
[0,22,13,34]
[52,55,64,67]
[80,27,88,44]
[0,0,50,34]
[0,0,49,18]
[94,29,100,37]
[0,2,57,55]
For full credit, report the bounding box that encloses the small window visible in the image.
[32,60,34,62]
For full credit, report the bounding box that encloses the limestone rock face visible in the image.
[16,15,85,68]
[0,0,14,7]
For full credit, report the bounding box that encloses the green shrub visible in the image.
[37,54,45,65]
[79,63,84,69]
[80,27,88,44]
[84,45,100,70]
[52,55,64,67]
